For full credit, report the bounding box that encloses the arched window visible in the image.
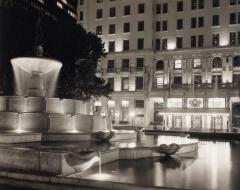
[156,60,164,70]
[212,57,222,68]
[233,56,240,67]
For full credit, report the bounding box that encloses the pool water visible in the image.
[71,140,240,190]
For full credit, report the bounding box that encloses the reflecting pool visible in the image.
[71,139,240,190]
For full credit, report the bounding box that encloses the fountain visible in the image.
[11,57,62,97]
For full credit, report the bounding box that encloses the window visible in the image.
[162,20,168,31]
[199,0,204,9]
[108,41,115,52]
[176,37,183,49]
[174,76,182,85]
[135,100,144,108]
[79,0,84,5]
[123,22,130,33]
[96,9,102,19]
[198,17,204,27]
[233,74,240,87]
[109,24,115,34]
[233,56,240,67]
[122,59,129,71]
[192,0,197,10]
[230,32,236,45]
[107,60,115,72]
[138,21,144,31]
[177,1,183,11]
[230,0,239,5]
[123,40,129,51]
[208,98,225,108]
[193,59,202,68]
[198,35,204,47]
[97,0,103,3]
[122,78,129,90]
[162,38,167,50]
[156,21,161,32]
[212,33,219,47]
[156,60,164,70]
[163,3,168,13]
[156,39,161,50]
[238,32,240,44]
[156,4,161,14]
[138,3,145,14]
[194,75,202,86]
[124,5,130,15]
[96,25,102,35]
[212,15,219,26]
[138,38,144,50]
[156,76,164,87]
[177,19,183,30]
[175,60,182,69]
[191,36,197,48]
[79,11,83,20]
[212,0,220,7]
[230,13,237,24]
[136,58,144,69]
[136,77,144,90]
[109,7,116,17]
[212,57,222,68]
[230,0,236,5]
[108,78,114,90]
[191,17,197,28]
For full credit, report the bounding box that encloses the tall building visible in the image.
[77,0,240,130]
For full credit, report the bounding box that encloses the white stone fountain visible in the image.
[11,57,62,97]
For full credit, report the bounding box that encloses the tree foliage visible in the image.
[0,3,111,100]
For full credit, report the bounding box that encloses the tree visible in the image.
[0,2,112,100]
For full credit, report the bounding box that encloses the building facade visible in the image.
[77,0,240,130]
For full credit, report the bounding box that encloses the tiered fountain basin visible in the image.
[0,135,199,176]
[0,96,136,143]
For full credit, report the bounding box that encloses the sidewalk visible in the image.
[145,127,240,141]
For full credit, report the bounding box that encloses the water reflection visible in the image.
[72,141,240,190]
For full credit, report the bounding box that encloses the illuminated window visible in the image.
[208,98,225,108]
[156,76,164,87]
[94,101,102,106]
[108,100,115,107]
[122,100,129,107]
[174,60,182,69]
[122,78,129,90]
[167,98,182,108]
[193,59,201,68]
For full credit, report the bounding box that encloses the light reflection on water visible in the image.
[73,141,240,190]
